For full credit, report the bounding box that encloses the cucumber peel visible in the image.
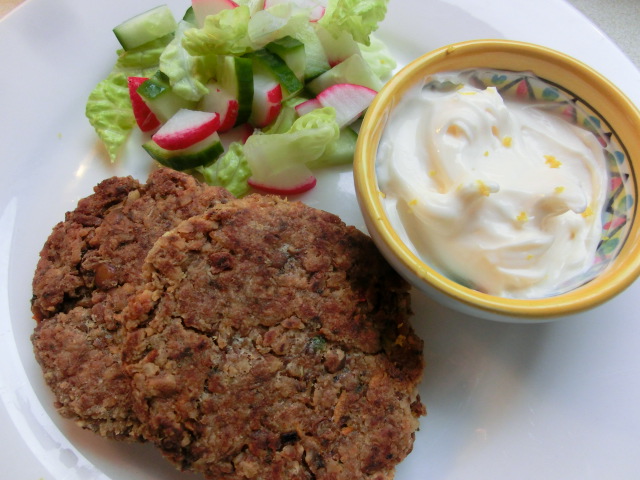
[217,55,254,125]
[137,71,197,122]
[249,48,303,97]
[113,5,177,51]
[143,131,224,170]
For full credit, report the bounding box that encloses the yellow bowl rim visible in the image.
[354,39,640,319]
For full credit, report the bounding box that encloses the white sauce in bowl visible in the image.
[376,71,608,298]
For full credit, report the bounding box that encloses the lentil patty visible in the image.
[122,194,425,479]
[31,168,233,439]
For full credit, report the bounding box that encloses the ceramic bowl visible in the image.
[354,39,640,322]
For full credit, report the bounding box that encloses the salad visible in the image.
[86,0,396,197]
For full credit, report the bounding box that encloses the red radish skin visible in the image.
[316,83,377,128]
[152,109,221,150]
[219,99,239,131]
[294,98,321,116]
[309,5,325,22]
[128,77,161,132]
[250,76,283,128]
[201,85,240,132]
[248,175,317,195]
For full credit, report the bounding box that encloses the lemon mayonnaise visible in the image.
[376,71,608,298]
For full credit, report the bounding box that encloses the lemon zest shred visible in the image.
[477,180,492,197]
[582,206,594,218]
[545,155,562,168]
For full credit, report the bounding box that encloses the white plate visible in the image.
[1,0,640,479]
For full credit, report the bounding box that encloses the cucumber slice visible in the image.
[137,71,196,122]
[249,49,303,98]
[306,54,382,95]
[265,36,306,82]
[143,131,224,170]
[292,23,330,80]
[113,5,177,51]
[316,26,361,66]
[217,55,254,125]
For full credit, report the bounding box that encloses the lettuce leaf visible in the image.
[244,107,340,179]
[182,6,254,56]
[248,3,309,48]
[86,37,171,162]
[197,142,252,197]
[318,0,389,46]
[86,72,136,162]
[160,21,217,102]
[234,0,267,16]
[360,34,397,80]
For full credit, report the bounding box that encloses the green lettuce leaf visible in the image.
[244,107,340,179]
[182,6,254,56]
[160,21,217,102]
[360,34,397,79]
[197,142,252,197]
[85,72,136,162]
[248,3,309,48]
[86,37,171,162]
[318,0,389,46]
[288,106,340,140]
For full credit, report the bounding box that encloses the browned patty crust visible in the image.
[31,168,234,439]
[123,195,425,479]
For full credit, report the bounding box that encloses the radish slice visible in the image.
[192,0,239,26]
[250,68,283,128]
[200,83,240,132]
[127,77,161,132]
[294,98,321,117]
[316,83,377,128]
[248,165,317,195]
[244,133,317,195]
[152,109,221,150]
